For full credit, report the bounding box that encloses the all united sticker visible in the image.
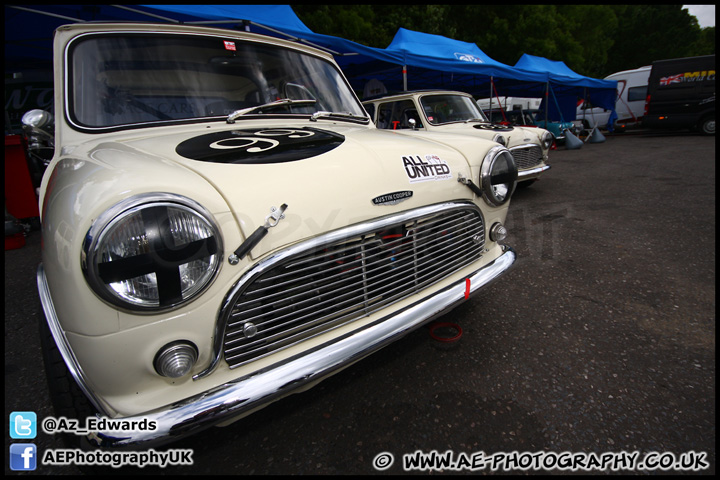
[402,154,452,183]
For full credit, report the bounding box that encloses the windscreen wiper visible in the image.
[309,111,369,124]
[226,99,317,123]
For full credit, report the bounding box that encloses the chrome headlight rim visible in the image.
[480,145,518,207]
[82,193,223,313]
[541,131,554,150]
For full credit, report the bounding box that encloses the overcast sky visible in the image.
[683,4,715,28]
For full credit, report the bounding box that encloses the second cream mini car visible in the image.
[364,90,553,187]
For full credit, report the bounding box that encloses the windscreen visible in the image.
[68,33,365,129]
[419,94,489,125]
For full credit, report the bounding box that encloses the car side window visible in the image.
[376,100,420,129]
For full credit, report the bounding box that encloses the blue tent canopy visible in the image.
[513,54,618,124]
[515,54,617,91]
[385,28,547,83]
[141,4,316,35]
[335,28,550,99]
[336,29,617,122]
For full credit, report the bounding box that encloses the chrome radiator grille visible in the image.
[222,204,485,368]
[510,145,543,170]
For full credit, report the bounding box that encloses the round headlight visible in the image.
[541,131,554,150]
[480,146,518,207]
[82,194,223,312]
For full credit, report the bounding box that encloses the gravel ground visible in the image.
[5,131,715,475]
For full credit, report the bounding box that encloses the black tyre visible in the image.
[38,315,126,473]
[698,115,715,135]
[39,314,97,447]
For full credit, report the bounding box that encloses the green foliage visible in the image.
[292,4,714,79]
[292,5,380,45]
[694,27,716,55]
[605,5,709,73]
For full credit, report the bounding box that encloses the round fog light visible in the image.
[489,223,508,243]
[154,341,198,378]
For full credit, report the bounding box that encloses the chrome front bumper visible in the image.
[38,246,516,449]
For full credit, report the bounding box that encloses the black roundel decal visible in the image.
[176,127,345,164]
[473,123,514,132]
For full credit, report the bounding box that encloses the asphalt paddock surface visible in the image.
[5,132,715,475]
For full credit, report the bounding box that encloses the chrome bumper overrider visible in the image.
[517,164,551,179]
[37,246,516,449]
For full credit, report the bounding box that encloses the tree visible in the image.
[554,5,619,78]
[605,5,705,74]
[692,27,716,56]
[292,5,382,45]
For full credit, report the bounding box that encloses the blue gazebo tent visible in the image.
[513,54,618,127]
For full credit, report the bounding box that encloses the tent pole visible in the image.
[491,79,507,123]
[489,76,493,119]
[548,84,564,123]
[7,5,84,22]
[403,65,407,91]
[545,82,549,126]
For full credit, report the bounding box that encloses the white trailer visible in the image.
[576,65,651,131]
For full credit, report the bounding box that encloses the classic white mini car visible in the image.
[32,23,518,449]
[363,91,553,187]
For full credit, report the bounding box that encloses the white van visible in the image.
[576,66,651,131]
[477,96,542,111]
